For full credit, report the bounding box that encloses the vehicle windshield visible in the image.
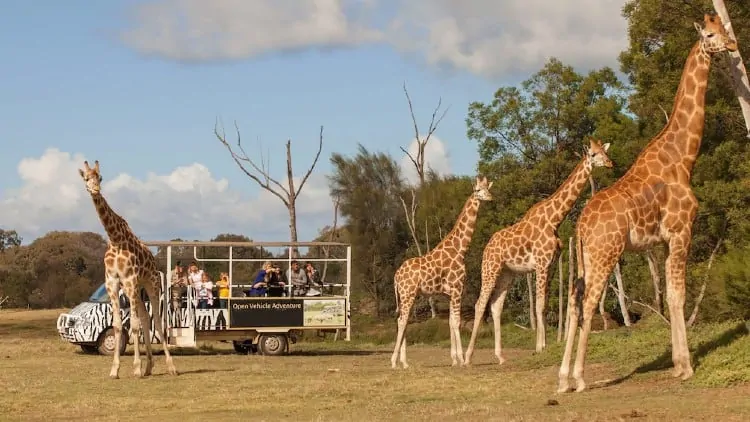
[88,284,110,303]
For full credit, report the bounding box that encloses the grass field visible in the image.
[1,308,750,421]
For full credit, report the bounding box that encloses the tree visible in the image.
[399,83,450,319]
[214,120,324,257]
[329,145,410,316]
[0,229,22,252]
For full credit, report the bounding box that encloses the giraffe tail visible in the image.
[574,232,586,328]
[394,278,400,316]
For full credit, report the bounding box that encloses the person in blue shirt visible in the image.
[247,261,273,297]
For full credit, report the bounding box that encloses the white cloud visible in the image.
[399,135,452,185]
[0,149,336,244]
[119,0,629,77]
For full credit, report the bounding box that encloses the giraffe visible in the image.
[557,14,737,394]
[391,176,494,369]
[78,160,178,379]
[463,139,613,366]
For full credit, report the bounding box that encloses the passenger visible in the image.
[170,262,188,310]
[305,262,321,286]
[266,265,287,297]
[196,271,214,309]
[215,272,230,308]
[246,261,272,297]
[286,260,309,296]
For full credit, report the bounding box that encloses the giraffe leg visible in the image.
[134,297,154,376]
[391,292,415,369]
[534,263,552,353]
[464,261,502,366]
[490,271,513,365]
[144,283,178,376]
[448,279,465,367]
[124,283,144,378]
[665,231,694,380]
[105,275,122,379]
[571,257,619,393]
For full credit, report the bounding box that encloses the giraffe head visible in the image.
[584,139,613,168]
[694,14,737,54]
[78,160,102,195]
[472,176,494,201]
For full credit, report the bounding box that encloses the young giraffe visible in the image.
[79,160,178,379]
[557,15,737,394]
[463,139,613,366]
[391,176,494,369]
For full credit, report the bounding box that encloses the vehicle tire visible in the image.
[80,344,99,354]
[232,340,258,354]
[97,328,128,356]
[258,334,288,356]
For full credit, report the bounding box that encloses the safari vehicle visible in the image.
[56,241,351,356]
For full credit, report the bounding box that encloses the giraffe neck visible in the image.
[641,41,711,173]
[90,193,135,246]
[436,196,480,255]
[538,158,592,228]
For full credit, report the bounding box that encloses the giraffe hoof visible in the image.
[671,367,683,378]
[109,374,119,380]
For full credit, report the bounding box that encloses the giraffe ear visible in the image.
[602,142,610,152]
[78,169,85,178]
[694,21,703,33]
[488,181,493,189]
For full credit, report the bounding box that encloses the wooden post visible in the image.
[712,0,750,138]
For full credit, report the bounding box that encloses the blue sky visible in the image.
[0,1,628,244]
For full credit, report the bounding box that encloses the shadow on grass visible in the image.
[288,349,382,357]
[153,368,237,377]
[603,321,749,388]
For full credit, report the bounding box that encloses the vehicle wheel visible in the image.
[258,334,288,356]
[97,328,128,356]
[80,344,99,354]
[232,340,258,354]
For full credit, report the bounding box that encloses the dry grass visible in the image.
[1,309,750,421]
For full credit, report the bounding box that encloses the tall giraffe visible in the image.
[557,14,737,394]
[391,176,494,369]
[79,160,178,379]
[463,139,613,366]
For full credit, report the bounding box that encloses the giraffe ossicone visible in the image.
[391,176,493,369]
[79,159,178,379]
[557,14,737,394]
[463,138,613,367]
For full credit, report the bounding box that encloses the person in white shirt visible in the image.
[187,261,205,307]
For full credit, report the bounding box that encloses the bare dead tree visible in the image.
[599,282,608,330]
[398,83,449,320]
[0,296,9,309]
[687,230,725,327]
[612,262,631,326]
[214,120,323,257]
[527,273,536,330]
[712,0,750,139]
[320,196,341,284]
[646,251,663,315]
[400,82,450,186]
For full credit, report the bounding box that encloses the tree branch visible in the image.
[213,118,290,206]
[402,82,450,184]
[296,126,325,196]
[687,226,726,327]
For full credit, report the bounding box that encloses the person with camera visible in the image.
[246,261,272,297]
[266,264,287,297]
[286,260,309,296]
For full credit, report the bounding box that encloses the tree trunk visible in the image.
[564,236,574,341]
[527,273,536,330]
[599,283,608,330]
[285,140,300,258]
[557,246,564,342]
[712,0,750,139]
[612,262,631,326]
[687,235,724,327]
[646,251,663,316]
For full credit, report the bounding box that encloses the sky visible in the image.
[0,0,630,246]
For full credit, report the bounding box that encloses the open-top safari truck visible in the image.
[56,240,351,356]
